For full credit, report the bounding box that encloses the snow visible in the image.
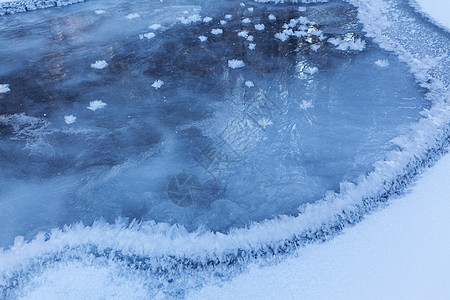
[374,59,390,68]
[125,13,140,20]
[64,115,76,124]
[211,28,223,35]
[94,10,105,15]
[141,32,155,39]
[227,59,245,69]
[328,37,366,51]
[87,100,107,111]
[413,0,450,31]
[248,43,256,50]
[198,35,207,42]
[190,152,450,300]
[90,60,108,70]
[151,80,164,89]
[237,30,249,38]
[268,14,276,21]
[202,16,212,23]
[246,35,254,42]
[0,83,10,93]
[241,18,251,24]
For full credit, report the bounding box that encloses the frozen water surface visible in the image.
[0,0,430,247]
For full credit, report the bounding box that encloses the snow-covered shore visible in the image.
[0,0,85,16]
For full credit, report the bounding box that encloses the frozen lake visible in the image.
[0,0,430,247]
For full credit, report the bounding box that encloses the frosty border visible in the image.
[0,0,449,293]
[0,0,86,16]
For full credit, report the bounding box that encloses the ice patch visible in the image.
[90,60,108,70]
[0,84,10,94]
[211,28,223,35]
[125,13,140,20]
[198,35,207,42]
[245,81,254,88]
[94,10,105,15]
[64,115,76,124]
[151,80,164,89]
[228,59,245,69]
[87,100,107,111]
[148,24,161,30]
[203,17,212,23]
[242,18,251,24]
[375,59,390,68]
[255,24,265,31]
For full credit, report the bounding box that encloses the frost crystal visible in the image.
[87,100,107,111]
[64,115,76,124]
[0,84,10,94]
[228,59,245,69]
[152,80,164,89]
[125,13,140,20]
[198,36,207,42]
[211,28,223,35]
[255,24,265,31]
[90,60,108,70]
[375,59,390,68]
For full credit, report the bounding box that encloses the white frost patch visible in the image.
[374,59,390,68]
[248,43,256,50]
[245,81,254,88]
[198,36,207,42]
[298,6,306,12]
[248,7,254,13]
[141,32,156,39]
[0,84,10,94]
[247,35,254,42]
[95,10,105,15]
[240,2,246,7]
[151,80,164,89]
[87,100,107,111]
[203,16,212,23]
[64,115,76,124]
[328,37,366,51]
[220,20,228,25]
[300,100,314,110]
[310,44,320,52]
[125,13,140,20]
[211,28,223,35]
[304,66,318,75]
[90,60,108,70]
[268,14,276,21]
[242,18,251,24]
[228,59,245,69]
[255,24,265,31]
[224,14,232,20]
[238,30,249,38]
[275,32,289,42]
[148,24,161,30]
[178,14,202,25]
[258,118,273,129]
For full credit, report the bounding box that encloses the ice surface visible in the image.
[0,0,433,249]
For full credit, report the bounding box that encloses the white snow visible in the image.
[190,152,450,300]
[244,81,254,88]
[141,32,155,39]
[211,28,223,35]
[414,0,450,31]
[198,35,207,42]
[374,59,390,68]
[87,100,107,111]
[90,60,108,70]
[94,10,105,15]
[151,80,164,89]
[220,20,228,25]
[246,35,254,42]
[224,14,232,20]
[254,24,265,31]
[64,115,76,124]
[227,59,245,69]
[248,43,256,50]
[148,24,161,30]
[241,18,251,24]
[268,14,276,21]
[0,84,10,94]
[125,13,140,20]
[178,14,202,25]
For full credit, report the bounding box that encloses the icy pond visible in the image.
[0,0,429,247]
